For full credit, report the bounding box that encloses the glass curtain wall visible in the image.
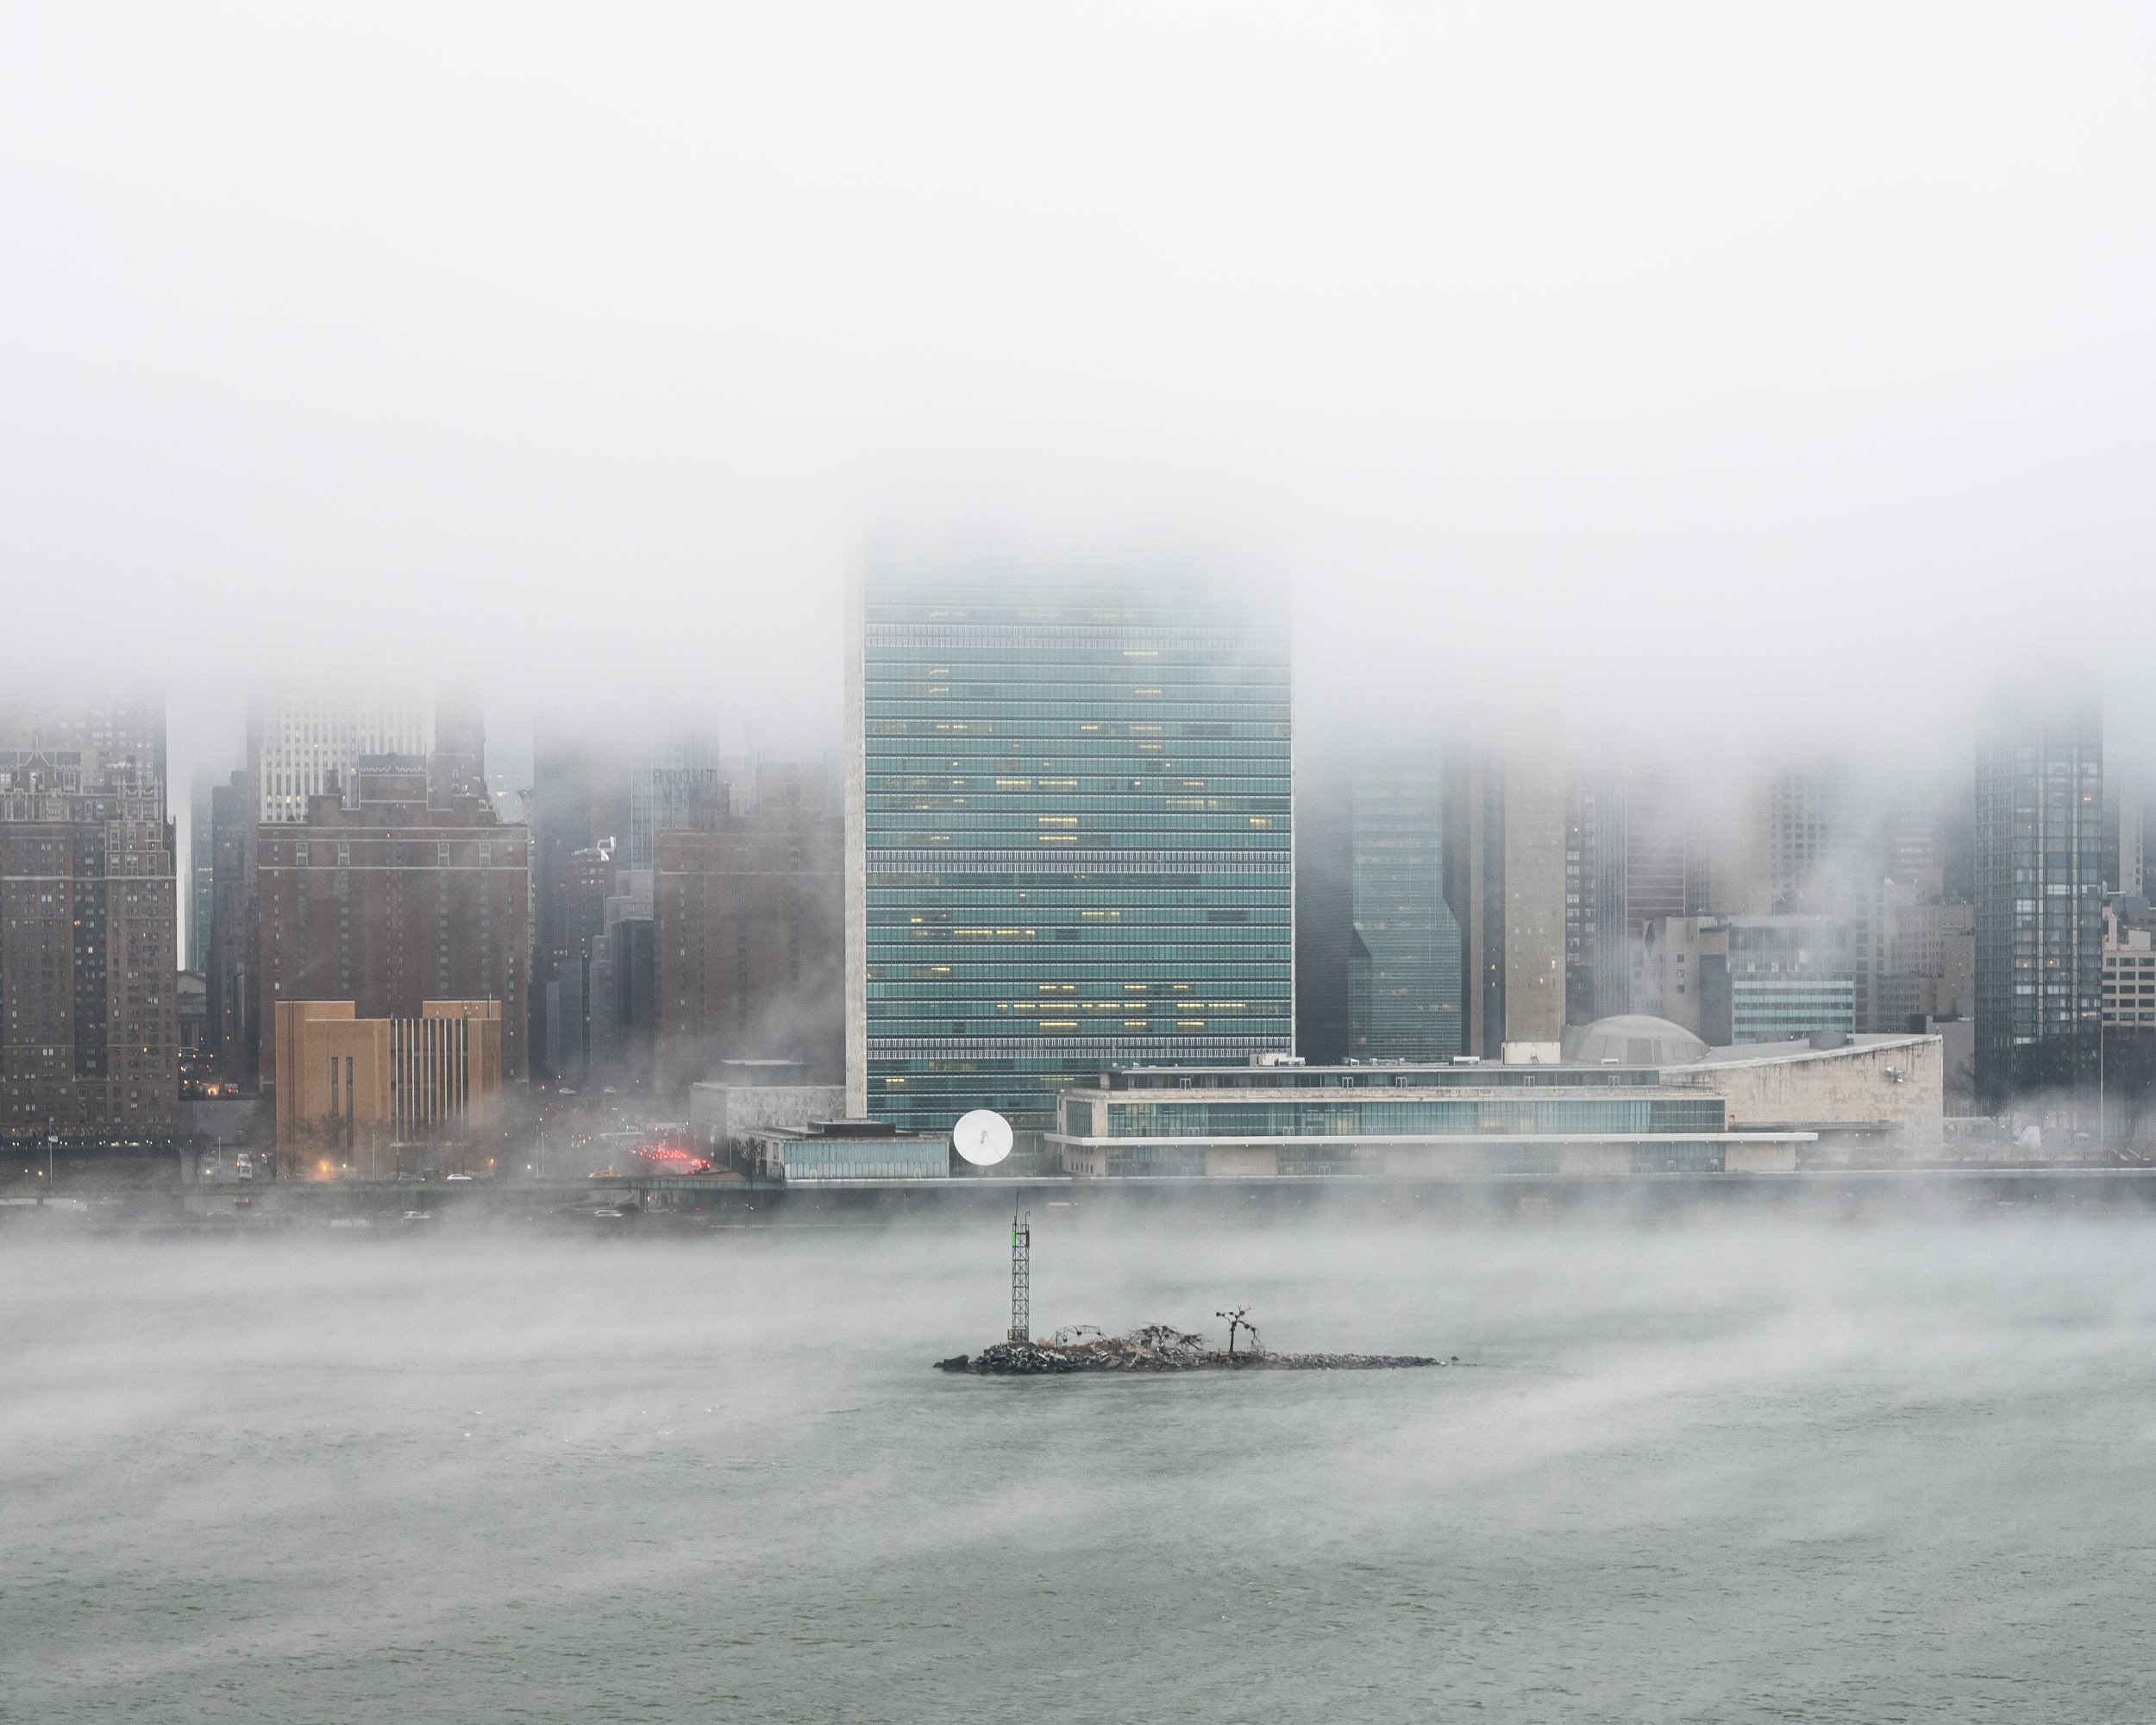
[861,570,1292,1133]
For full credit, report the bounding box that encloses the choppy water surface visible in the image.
[4,1210,2154,1722]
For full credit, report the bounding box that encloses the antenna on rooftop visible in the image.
[1010,1200,1031,1343]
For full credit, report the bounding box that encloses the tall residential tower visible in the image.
[0,750,179,1158]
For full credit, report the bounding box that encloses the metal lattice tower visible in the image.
[1009,1207,1031,1343]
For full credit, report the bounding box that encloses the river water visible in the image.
[4,1207,2153,1722]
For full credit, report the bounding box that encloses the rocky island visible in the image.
[936,1322,1451,1375]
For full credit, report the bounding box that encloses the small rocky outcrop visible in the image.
[935,1323,1450,1374]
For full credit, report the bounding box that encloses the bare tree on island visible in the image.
[1217,1308,1262,1355]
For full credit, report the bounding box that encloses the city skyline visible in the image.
[13,13,2156,1718]
[3,660,2107,1187]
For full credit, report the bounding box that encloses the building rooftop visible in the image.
[750,1118,940,1142]
[1091,1027,1941,1091]
[1095,1063,1664,1092]
[1561,1015,1710,1066]
[1688,1032,1939,1068]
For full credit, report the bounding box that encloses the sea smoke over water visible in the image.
[5,1212,2154,1722]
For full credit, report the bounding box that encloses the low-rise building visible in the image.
[2103,900,2156,1028]
[1046,1061,1811,1178]
[1640,914,1896,1044]
[689,1062,845,1169]
[1633,917,1722,1035]
[1703,916,1856,1044]
[742,1116,948,1182]
[1567,1011,1942,1148]
[1655,1032,1944,1151]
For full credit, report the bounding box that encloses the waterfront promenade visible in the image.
[9,1164,2156,1232]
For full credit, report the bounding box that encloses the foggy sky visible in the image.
[4,5,2153,787]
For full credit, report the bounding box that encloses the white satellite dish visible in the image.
[952,1108,1014,1168]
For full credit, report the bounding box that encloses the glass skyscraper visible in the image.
[1975,695,2104,1103]
[1346,752,1462,1061]
[846,568,1292,1135]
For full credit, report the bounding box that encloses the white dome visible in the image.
[1561,1014,1708,1067]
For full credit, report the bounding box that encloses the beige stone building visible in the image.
[274,999,502,1176]
[256,759,529,1091]
[1656,1032,1943,1149]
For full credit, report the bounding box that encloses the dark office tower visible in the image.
[530,721,633,1082]
[428,691,487,809]
[1937,778,1977,906]
[1478,766,1507,1053]
[1502,753,1569,1056]
[0,753,179,1159]
[1616,765,1689,1013]
[1975,694,2104,1104]
[1683,795,1724,917]
[846,565,1292,1133]
[1447,749,1565,1062]
[546,841,614,1082]
[206,771,256,1086]
[1565,770,1628,1023]
[1752,763,1858,910]
[585,861,659,1087]
[254,759,530,1088]
[588,879,658,1088]
[1294,741,1461,1064]
[632,728,724,870]
[188,775,216,972]
[1292,743,1353,1063]
[1624,768,1689,933]
[1885,794,1940,882]
[1340,750,1461,1061]
[655,762,844,1096]
[1446,753,1501,1057]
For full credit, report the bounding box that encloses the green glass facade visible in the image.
[1105,1063,1662,1090]
[857,571,1292,1132]
[1065,1095,1726,1138]
[1075,1140,1731,1177]
[1722,918,1857,1044]
[1348,753,1463,1060]
[1729,978,1857,1043]
[774,1135,950,1182]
